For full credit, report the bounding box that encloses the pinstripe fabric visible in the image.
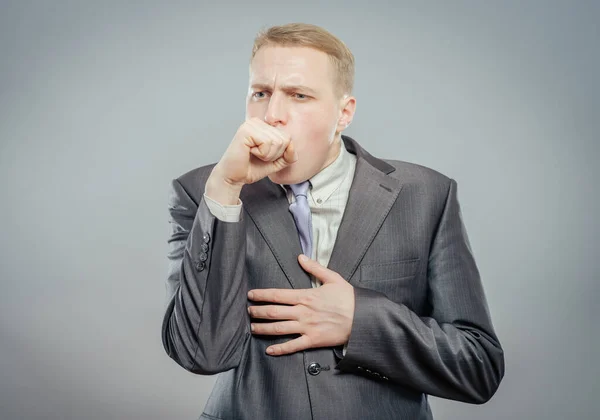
[162,136,505,420]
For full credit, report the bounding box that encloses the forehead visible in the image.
[249,46,334,89]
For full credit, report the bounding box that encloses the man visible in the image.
[162,23,504,420]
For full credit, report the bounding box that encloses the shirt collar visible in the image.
[309,141,350,203]
[279,141,352,203]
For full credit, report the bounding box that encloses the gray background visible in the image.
[1,1,598,419]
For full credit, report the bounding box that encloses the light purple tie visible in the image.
[288,181,313,258]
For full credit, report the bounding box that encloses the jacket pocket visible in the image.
[359,258,420,283]
[358,259,421,306]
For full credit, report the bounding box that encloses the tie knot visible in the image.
[289,181,310,198]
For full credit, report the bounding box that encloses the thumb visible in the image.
[282,141,298,163]
[271,141,298,170]
[298,254,339,283]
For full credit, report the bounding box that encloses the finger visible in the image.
[271,141,296,171]
[257,122,290,160]
[267,335,313,356]
[272,130,291,160]
[297,254,340,283]
[250,135,280,162]
[281,140,298,164]
[248,288,304,305]
[251,320,302,335]
[265,136,284,161]
[264,128,290,162]
[247,132,272,161]
[247,120,290,162]
[245,120,282,160]
[248,304,299,320]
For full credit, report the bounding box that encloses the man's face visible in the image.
[246,46,352,185]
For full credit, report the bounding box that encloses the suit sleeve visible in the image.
[335,179,505,404]
[161,179,250,374]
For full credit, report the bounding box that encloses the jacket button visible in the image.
[307,362,321,376]
[195,261,205,271]
[203,232,211,243]
[201,243,209,253]
[199,252,208,262]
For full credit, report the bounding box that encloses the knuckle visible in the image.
[300,306,313,319]
[304,335,314,348]
[267,307,278,318]
[240,127,257,140]
[274,323,284,333]
[299,293,315,306]
[305,313,318,327]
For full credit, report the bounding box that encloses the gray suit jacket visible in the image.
[161,136,504,420]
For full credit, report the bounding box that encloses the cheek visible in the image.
[306,119,337,155]
[293,107,337,140]
[246,102,266,119]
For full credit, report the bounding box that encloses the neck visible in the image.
[321,136,342,172]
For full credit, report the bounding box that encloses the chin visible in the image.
[267,165,307,186]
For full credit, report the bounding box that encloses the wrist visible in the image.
[205,169,243,206]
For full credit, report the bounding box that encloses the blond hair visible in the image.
[250,23,355,97]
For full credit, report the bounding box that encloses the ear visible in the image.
[335,95,356,134]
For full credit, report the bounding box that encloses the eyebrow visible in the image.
[250,83,318,95]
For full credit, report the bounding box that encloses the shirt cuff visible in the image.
[204,193,242,222]
[342,342,348,356]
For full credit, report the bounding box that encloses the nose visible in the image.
[264,93,287,126]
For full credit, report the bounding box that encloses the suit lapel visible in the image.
[327,137,404,284]
[240,178,312,289]
[240,136,403,289]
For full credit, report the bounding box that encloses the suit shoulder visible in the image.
[381,159,454,212]
[169,163,217,203]
[384,159,452,187]
[174,163,217,187]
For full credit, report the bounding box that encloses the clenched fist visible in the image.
[206,118,298,205]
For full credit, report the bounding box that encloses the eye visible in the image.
[294,93,309,100]
[252,91,268,99]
